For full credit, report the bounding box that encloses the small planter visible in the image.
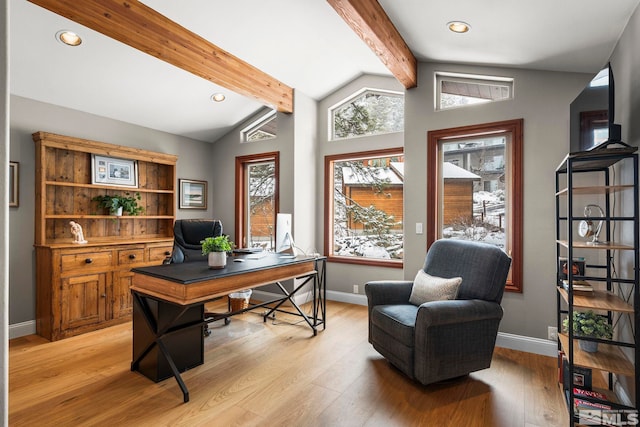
[579,340,599,353]
[113,206,123,216]
[208,251,227,269]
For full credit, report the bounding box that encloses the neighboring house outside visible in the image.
[341,161,404,233]
[443,140,505,193]
[441,162,481,224]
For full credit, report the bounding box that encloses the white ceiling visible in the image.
[9,0,640,143]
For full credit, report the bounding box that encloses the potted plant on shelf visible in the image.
[201,235,233,269]
[563,310,613,353]
[93,192,144,216]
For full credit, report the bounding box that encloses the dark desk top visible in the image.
[132,253,320,285]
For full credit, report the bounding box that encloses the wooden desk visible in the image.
[130,254,326,402]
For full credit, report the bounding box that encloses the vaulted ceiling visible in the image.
[10,0,640,142]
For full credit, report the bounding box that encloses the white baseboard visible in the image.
[9,320,36,339]
[495,331,557,357]
[326,291,558,357]
[327,290,368,306]
[8,294,560,360]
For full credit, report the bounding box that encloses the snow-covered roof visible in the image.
[443,162,481,180]
[390,161,404,178]
[342,166,403,185]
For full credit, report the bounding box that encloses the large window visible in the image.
[427,120,522,292]
[235,152,279,250]
[325,148,404,267]
[329,89,404,140]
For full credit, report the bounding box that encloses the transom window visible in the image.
[329,89,404,140]
[436,72,514,111]
[241,110,277,143]
[324,148,404,267]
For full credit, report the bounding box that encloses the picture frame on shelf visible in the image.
[179,179,207,209]
[91,154,138,188]
[558,257,585,281]
[9,161,18,207]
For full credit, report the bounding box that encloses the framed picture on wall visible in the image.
[91,154,138,187]
[9,161,18,207]
[179,179,207,209]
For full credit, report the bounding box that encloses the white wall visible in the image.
[404,64,591,339]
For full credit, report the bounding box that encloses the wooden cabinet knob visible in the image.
[85,258,93,264]
[164,251,171,256]
[101,294,106,298]
[129,254,136,259]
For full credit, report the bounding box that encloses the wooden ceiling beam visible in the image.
[28,0,294,112]
[327,0,417,89]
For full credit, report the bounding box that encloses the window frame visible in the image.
[435,72,514,111]
[328,88,404,141]
[241,110,277,143]
[235,152,280,249]
[324,147,404,268]
[427,119,523,292]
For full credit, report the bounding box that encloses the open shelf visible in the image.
[558,288,633,313]
[559,334,634,377]
[45,215,175,220]
[45,181,174,194]
[557,240,635,251]
[556,184,634,197]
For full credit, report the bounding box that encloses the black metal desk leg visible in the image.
[157,339,190,403]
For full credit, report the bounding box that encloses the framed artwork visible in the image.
[91,154,138,187]
[9,161,18,207]
[179,179,207,209]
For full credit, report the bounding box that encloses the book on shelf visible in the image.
[562,280,594,293]
[573,388,608,401]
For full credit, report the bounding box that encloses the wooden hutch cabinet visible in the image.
[33,132,177,340]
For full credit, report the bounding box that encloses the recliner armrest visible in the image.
[416,299,503,327]
[365,281,414,306]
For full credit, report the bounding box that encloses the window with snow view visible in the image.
[427,120,523,292]
[324,148,404,267]
[235,152,279,250]
[329,89,404,141]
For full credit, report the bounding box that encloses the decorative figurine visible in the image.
[69,220,88,244]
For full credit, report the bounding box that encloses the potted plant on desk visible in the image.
[201,235,233,269]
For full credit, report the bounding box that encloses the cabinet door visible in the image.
[113,271,134,320]
[60,273,108,332]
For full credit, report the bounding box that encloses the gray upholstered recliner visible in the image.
[365,239,511,385]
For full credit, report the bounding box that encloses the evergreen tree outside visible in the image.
[332,91,404,139]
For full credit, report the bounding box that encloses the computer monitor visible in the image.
[275,213,297,256]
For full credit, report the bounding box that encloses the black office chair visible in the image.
[165,219,229,334]
[166,219,223,264]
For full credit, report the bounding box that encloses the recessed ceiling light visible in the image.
[211,93,226,102]
[55,30,82,46]
[447,21,471,34]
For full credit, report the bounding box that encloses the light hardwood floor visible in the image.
[9,300,568,426]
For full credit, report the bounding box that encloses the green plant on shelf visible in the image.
[92,192,144,216]
[563,310,613,339]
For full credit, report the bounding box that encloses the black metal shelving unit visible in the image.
[555,147,639,425]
